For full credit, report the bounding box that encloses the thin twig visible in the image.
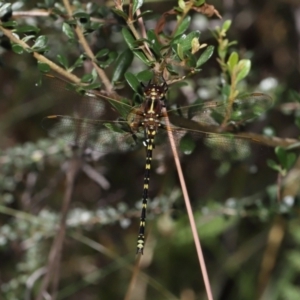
[162,107,214,300]
[82,163,110,190]
[257,216,286,299]
[136,8,153,58]
[124,254,142,300]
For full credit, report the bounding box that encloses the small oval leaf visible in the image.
[125,72,140,93]
[62,22,75,39]
[111,49,134,83]
[136,70,153,82]
[236,59,251,82]
[122,27,136,49]
[16,25,40,34]
[11,44,24,54]
[196,45,214,67]
[179,134,196,155]
[222,20,232,32]
[132,0,144,15]
[175,16,191,36]
[38,62,51,72]
[57,54,69,69]
[176,31,200,52]
[227,51,239,74]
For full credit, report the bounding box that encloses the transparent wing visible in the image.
[41,75,274,156]
[41,75,144,152]
[41,115,142,153]
[167,92,273,127]
[158,92,273,159]
[41,74,133,121]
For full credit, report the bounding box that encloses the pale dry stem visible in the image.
[162,107,214,300]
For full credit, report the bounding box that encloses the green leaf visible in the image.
[227,51,239,74]
[136,70,153,82]
[185,51,197,68]
[267,159,282,173]
[221,83,231,99]
[81,73,94,83]
[57,54,69,69]
[132,0,144,15]
[70,54,85,70]
[111,49,134,84]
[15,25,40,34]
[11,44,24,54]
[174,16,191,36]
[32,35,48,52]
[175,31,200,52]
[125,72,141,93]
[178,0,186,10]
[95,49,110,58]
[98,51,118,69]
[122,28,137,49]
[133,50,153,66]
[179,134,196,155]
[111,8,128,20]
[177,44,184,61]
[62,22,75,39]
[194,0,205,6]
[83,82,101,90]
[222,20,232,32]
[0,3,12,20]
[196,45,214,67]
[22,35,36,43]
[236,59,251,83]
[1,20,17,29]
[275,147,296,171]
[73,11,90,23]
[275,147,287,167]
[147,30,161,57]
[286,153,296,170]
[37,62,51,73]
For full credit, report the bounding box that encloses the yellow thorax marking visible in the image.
[148,99,156,113]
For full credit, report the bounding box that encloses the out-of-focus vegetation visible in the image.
[0,0,300,299]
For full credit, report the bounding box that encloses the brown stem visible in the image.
[62,0,113,92]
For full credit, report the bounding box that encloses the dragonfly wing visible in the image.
[41,74,133,121]
[204,133,251,160]
[159,114,266,160]
[230,93,273,122]
[42,115,139,153]
[167,92,273,126]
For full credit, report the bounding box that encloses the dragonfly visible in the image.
[41,74,274,254]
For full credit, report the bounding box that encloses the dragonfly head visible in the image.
[142,81,168,102]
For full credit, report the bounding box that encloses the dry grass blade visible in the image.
[162,107,214,300]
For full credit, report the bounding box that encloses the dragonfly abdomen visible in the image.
[136,130,156,254]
